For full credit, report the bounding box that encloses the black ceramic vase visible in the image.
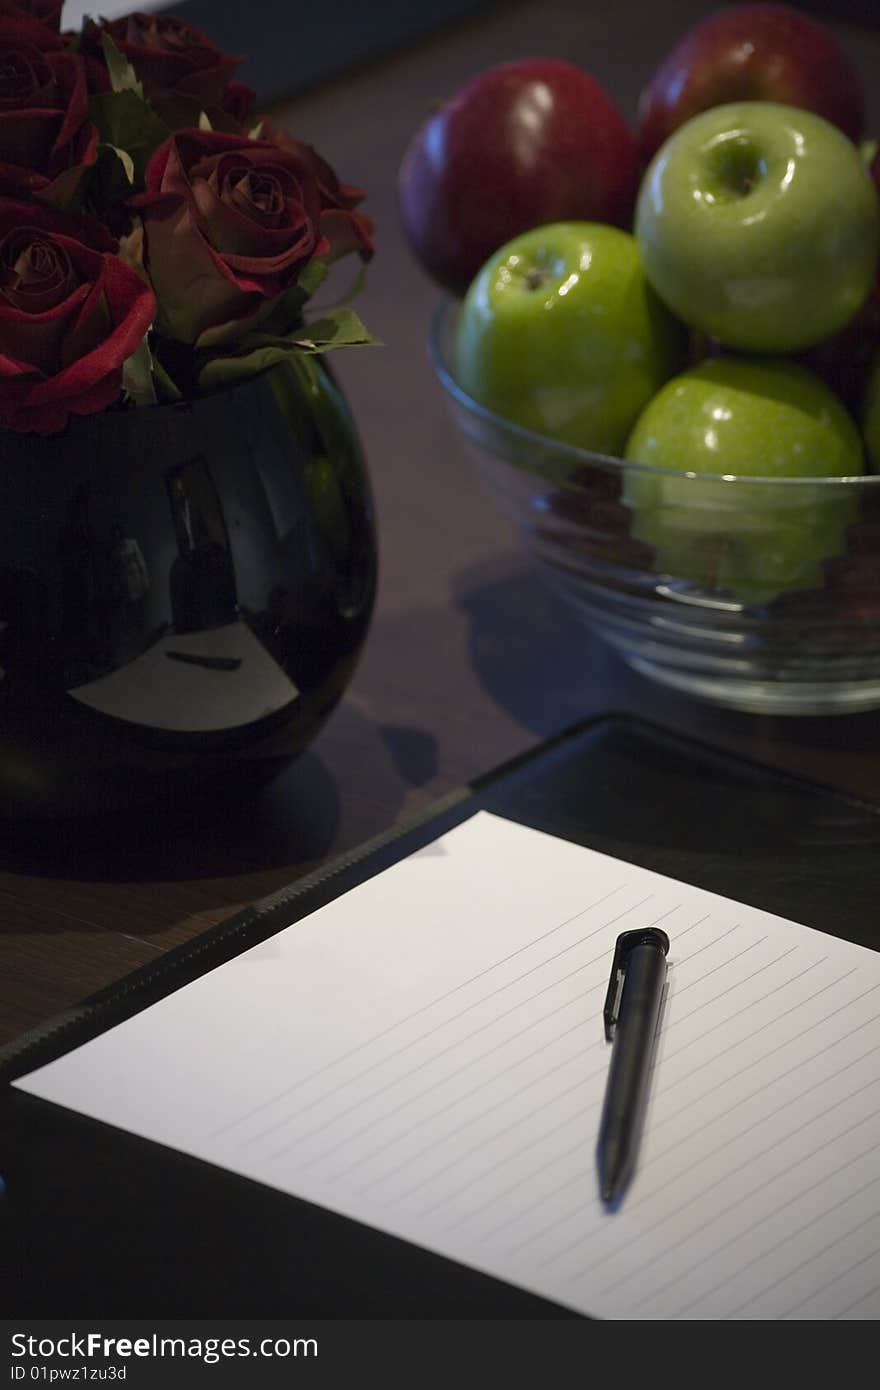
[0,358,377,819]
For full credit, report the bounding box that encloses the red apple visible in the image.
[637,3,865,164]
[398,58,638,297]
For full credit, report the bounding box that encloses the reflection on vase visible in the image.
[69,619,300,733]
[0,356,377,817]
[108,522,150,660]
[0,565,49,675]
[166,457,238,634]
[57,484,94,640]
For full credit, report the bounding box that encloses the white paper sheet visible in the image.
[15,812,880,1320]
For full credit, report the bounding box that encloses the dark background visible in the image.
[165,0,880,106]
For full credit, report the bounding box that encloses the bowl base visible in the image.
[625,654,880,716]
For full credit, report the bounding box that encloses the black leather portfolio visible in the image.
[2,713,880,1317]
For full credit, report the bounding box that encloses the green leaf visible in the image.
[289,307,380,353]
[122,336,157,407]
[151,355,184,402]
[254,288,308,338]
[196,308,379,392]
[238,262,332,340]
[198,109,213,132]
[86,143,136,212]
[100,31,143,98]
[254,264,328,337]
[107,144,135,184]
[198,346,295,392]
[89,90,170,185]
[298,258,330,298]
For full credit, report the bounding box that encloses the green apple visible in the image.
[624,356,865,604]
[452,221,687,456]
[635,102,880,354]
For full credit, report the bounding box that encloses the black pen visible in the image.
[597,927,670,1207]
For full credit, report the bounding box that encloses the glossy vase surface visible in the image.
[0,359,377,819]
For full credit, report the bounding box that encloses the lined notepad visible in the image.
[16,812,880,1319]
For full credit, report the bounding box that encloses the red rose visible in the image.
[0,200,156,434]
[88,12,255,131]
[221,80,257,128]
[136,129,330,346]
[261,122,374,263]
[0,16,98,206]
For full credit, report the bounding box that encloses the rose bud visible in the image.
[86,12,255,131]
[0,16,98,207]
[134,129,332,347]
[0,199,156,434]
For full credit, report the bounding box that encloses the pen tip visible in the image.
[601,1183,615,1205]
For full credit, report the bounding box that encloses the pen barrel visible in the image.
[597,941,667,1202]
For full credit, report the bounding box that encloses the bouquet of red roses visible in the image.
[0,2,376,435]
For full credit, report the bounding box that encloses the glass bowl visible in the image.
[429,299,880,716]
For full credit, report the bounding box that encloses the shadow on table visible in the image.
[378,722,439,788]
[0,696,431,885]
[0,748,342,882]
[453,553,614,738]
[453,552,880,860]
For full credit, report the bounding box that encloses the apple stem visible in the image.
[525,268,549,291]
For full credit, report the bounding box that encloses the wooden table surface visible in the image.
[3,0,880,1053]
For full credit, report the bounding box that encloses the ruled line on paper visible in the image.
[265,983,599,1166]
[551,1024,880,1285]
[726,1209,880,1320]
[595,1100,880,1301]
[292,938,627,1172]
[369,936,825,1244]
[255,895,681,1163]
[347,1024,589,1196]
[488,966,857,1253]
[653,990,880,1140]
[665,1165,880,1318]
[656,956,832,1095]
[210,876,634,1140]
[833,1275,880,1320]
[257,906,708,1168]
[14,810,880,1321]
[659,958,849,1064]
[232,887,657,1150]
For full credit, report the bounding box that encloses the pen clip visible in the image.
[603,928,670,1042]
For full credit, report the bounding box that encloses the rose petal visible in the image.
[192,169,305,256]
[0,279,89,373]
[49,49,89,161]
[0,208,155,433]
[103,13,241,110]
[0,197,115,250]
[0,41,54,108]
[139,190,258,343]
[0,11,62,49]
[0,108,58,169]
[1,256,154,431]
[60,270,111,367]
[138,131,333,342]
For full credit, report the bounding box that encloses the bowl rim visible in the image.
[428,298,880,491]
